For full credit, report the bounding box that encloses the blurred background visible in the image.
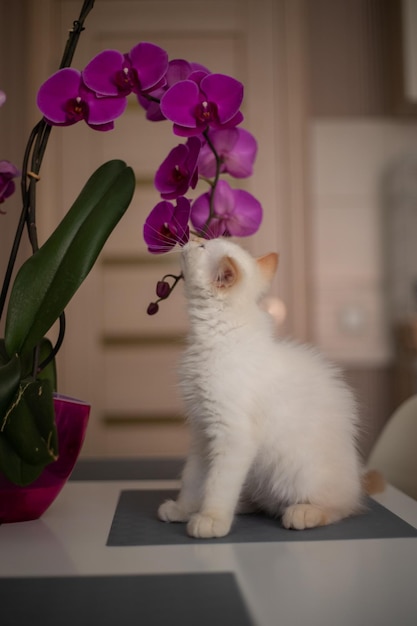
[1,0,417,461]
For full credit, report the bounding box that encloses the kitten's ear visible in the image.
[256,253,279,281]
[215,256,239,289]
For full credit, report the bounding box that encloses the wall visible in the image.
[306,0,417,456]
[311,119,417,366]
[0,0,32,336]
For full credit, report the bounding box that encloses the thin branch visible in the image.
[201,129,222,235]
[0,0,96,375]
[38,313,66,373]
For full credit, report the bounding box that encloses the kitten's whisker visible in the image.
[169,212,191,243]
[199,219,218,241]
[145,218,190,248]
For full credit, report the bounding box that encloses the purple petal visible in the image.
[82,50,125,96]
[0,160,20,177]
[190,192,210,231]
[223,129,257,177]
[196,151,217,178]
[155,144,190,198]
[191,193,224,239]
[0,90,6,107]
[186,136,201,183]
[80,83,127,124]
[173,196,192,245]
[146,102,166,121]
[152,140,200,191]
[137,93,166,121]
[166,59,194,86]
[144,201,176,253]
[207,128,239,152]
[190,62,210,74]
[210,180,236,217]
[198,129,239,178]
[37,68,82,123]
[129,42,168,91]
[87,121,115,132]
[0,179,15,203]
[226,189,263,237]
[172,124,204,137]
[191,181,261,238]
[187,69,210,86]
[143,197,190,253]
[0,160,19,203]
[137,59,199,120]
[200,74,243,124]
[160,80,200,128]
[190,190,227,239]
[214,110,244,130]
[199,128,257,179]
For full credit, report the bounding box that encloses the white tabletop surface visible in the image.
[1,478,417,626]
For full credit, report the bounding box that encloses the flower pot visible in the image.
[0,394,90,523]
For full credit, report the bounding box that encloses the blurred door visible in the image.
[29,0,309,457]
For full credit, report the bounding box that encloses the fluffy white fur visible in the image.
[158,238,363,538]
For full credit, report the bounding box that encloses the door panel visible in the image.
[28,0,307,456]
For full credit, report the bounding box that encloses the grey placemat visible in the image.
[107,489,417,546]
[0,573,254,626]
[70,458,184,481]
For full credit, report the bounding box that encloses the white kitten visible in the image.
[158,238,363,538]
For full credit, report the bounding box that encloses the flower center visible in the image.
[171,164,187,183]
[114,66,138,95]
[161,222,176,241]
[65,96,88,122]
[194,100,218,125]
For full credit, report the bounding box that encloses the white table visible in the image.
[1,461,417,626]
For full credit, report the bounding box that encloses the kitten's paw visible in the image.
[158,499,191,523]
[187,512,232,538]
[282,504,329,530]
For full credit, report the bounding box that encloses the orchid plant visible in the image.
[0,0,262,486]
[37,38,263,312]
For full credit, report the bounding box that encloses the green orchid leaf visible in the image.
[0,433,46,486]
[20,337,57,389]
[4,160,135,356]
[0,339,10,365]
[28,377,58,453]
[0,341,21,424]
[0,378,57,467]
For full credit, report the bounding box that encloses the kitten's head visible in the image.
[181,238,278,306]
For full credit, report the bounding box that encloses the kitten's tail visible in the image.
[362,469,386,495]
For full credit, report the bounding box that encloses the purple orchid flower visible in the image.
[82,42,168,100]
[160,73,244,137]
[154,136,201,199]
[143,196,191,253]
[138,59,210,122]
[0,160,20,210]
[37,68,127,130]
[198,128,257,179]
[191,179,262,238]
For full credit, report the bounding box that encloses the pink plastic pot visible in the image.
[0,394,90,523]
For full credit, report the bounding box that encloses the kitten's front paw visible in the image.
[158,499,191,523]
[187,512,232,538]
[282,504,328,530]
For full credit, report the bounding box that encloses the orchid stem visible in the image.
[0,0,95,374]
[201,129,221,235]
